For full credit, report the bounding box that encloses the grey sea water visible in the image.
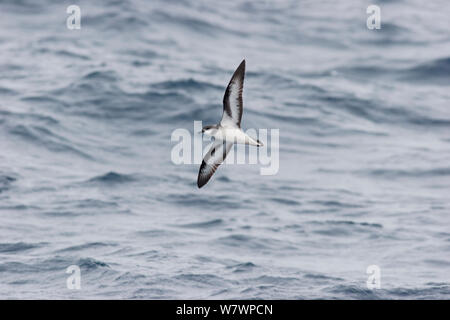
[0,0,449,299]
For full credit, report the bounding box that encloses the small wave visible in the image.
[309,219,382,237]
[216,176,231,183]
[56,82,194,122]
[251,275,303,287]
[32,47,90,61]
[114,271,147,284]
[227,262,256,273]
[135,229,173,238]
[0,242,45,253]
[270,197,301,206]
[424,259,450,267]
[87,172,137,184]
[119,48,158,59]
[339,56,450,87]
[168,193,243,209]
[0,63,24,72]
[73,199,119,209]
[42,210,84,218]
[400,57,450,84]
[318,94,382,123]
[1,108,59,125]
[83,11,148,31]
[327,284,382,299]
[304,273,344,281]
[56,242,117,253]
[0,256,109,274]
[0,1,44,14]
[0,204,37,211]
[315,90,450,128]
[0,86,18,95]
[336,65,393,79]
[216,234,286,251]
[361,22,423,46]
[0,175,16,193]
[386,284,450,299]
[0,262,35,273]
[152,9,247,37]
[131,288,176,299]
[78,257,110,270]
[174,273,227,287]
[54,50,90,61]
[310,200,363,209]
[178,219,224,229]
[8,124,93,159]
[309,220,382,228]
[130,128,157,136]
[52,70,120,100]
[363,167,450,178]
[152,78,222,91]
[83,70,119,82]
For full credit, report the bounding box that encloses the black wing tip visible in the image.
[197,179,206,188]
[230,60,245,78]
[237,59,245,72]
[197,162,208,188]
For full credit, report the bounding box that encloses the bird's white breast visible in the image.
[213,127,259,146]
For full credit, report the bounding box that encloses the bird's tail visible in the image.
[256,139,264,147]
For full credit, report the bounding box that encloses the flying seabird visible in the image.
[197,60,263,188]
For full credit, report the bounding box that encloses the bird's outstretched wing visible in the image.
[220,59,245,128]
[197,140,233,188]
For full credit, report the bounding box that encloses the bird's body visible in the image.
[203,126,261,146]
[197,60,262,188]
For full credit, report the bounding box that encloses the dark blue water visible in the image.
[0,0,449,299]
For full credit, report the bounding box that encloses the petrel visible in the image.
[198,60,263,188]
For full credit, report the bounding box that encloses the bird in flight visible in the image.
[197,60,263,188]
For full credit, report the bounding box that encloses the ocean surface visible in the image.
[0,0,449,299]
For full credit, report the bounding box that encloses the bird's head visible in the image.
[201,125,218,136]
